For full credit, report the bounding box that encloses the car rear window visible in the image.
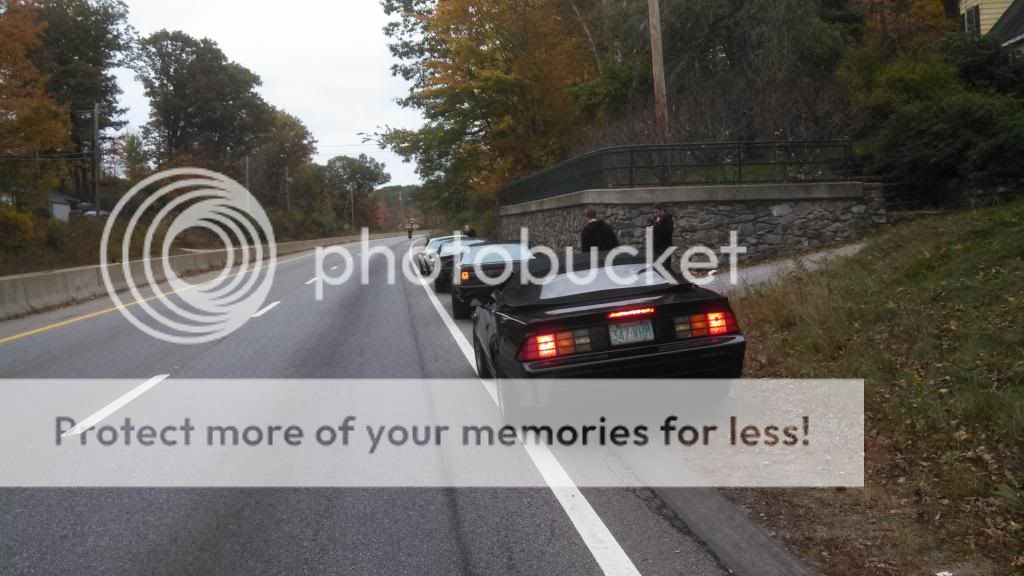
[538,264,672,300]
[426,236,459,252]
[439,239,484,257]
[461,244,534,264]
[499,254,686,308]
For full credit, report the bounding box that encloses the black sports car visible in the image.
[431,238,485,292]
[472,254,745,412]
[450,242,534,319]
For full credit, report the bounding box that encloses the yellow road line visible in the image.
[0,251,316,346]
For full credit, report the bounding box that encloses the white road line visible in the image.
[330,265,339,271]
[414,276,642,576]
[62,374,170,437]
[305,277,318,285]
[252,301,280,317]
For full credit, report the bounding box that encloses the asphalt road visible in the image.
[0,235,736,576]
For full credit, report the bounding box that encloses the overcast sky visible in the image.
[113,0,423,185]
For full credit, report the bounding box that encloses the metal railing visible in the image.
[497,140,858,205]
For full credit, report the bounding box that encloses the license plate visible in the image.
[608,319,655,346]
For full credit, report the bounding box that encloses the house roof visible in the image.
[990,0,1024,46]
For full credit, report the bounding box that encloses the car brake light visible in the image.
[607,307,655,320]
[675,311,737,338]
[519,330,592,361]
[707,312,728,335]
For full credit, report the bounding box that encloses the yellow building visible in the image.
[959,0,1014,34]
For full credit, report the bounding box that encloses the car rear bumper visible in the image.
[519,335,745,378]
[452,284,490,304]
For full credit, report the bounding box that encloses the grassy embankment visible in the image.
[727,200,1023,574]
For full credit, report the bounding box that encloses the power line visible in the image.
[0,153,91,160]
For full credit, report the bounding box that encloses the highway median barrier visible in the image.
[0,231,414,322]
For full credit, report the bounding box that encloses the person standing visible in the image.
[580,209,619,253]
[463,224,477,238]
[650,204,674,257]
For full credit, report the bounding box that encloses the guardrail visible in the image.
[497,140,857,205]
[0,231,412,321]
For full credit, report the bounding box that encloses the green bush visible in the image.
[45,220,68,252]
[941,33,1024,97]
[0,205,36,251]
[872,89,1024,190]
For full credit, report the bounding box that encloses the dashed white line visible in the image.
[62,374,170,437]
[305,277,318,285]
[330,265,339,271]
[414,275,642,576]
[252,301,280,317]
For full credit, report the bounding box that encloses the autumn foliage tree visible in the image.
[380,0,594,223]
[0,0,71,210]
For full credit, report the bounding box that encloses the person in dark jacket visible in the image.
[462,224,477,238]
[580,209,619,253]
[650,205,674,257]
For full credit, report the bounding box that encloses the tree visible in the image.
[0,0,71,209]
[372,184,432,229]
[323,154,390,228]
[133,30,271,166]
[381,0,593,217]
[115,132,148,183]
[568,0,853,146]
[33,0,134,197]
[247,108,316,207]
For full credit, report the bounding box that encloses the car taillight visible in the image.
[675,311,738,338]
[607,307,655,320]
[460,270,471,281]
[519,329,592,361]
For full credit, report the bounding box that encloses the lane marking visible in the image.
[0,235,406,346]
[414,275,642,576]
[0,251,310,346]
[251,301,280,317]
[305,277,319,285]
[330,265,339,271]
[62,374,170,436]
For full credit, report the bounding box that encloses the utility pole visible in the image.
[244,155,251,211]
[284,164,290,212]
[399,189,405,222]
[350,188,355,228]
[647,0,669,143]
[92,102,101,210]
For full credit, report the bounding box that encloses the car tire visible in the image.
[451,292,471,319]
[474,336,492,379]
[434,275,448,292]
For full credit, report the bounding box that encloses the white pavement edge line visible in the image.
[415,275,642,576]
[63,374,170,437]
[252,301,280,318]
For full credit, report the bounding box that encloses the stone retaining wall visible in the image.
[497,182,886,262]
